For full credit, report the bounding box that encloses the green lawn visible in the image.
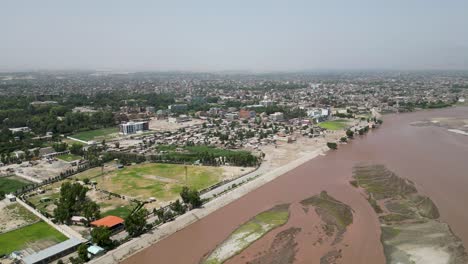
[318,119,349,130]
[91,163,222,201]
[69,127,119,142]
[0,221,67,255]
[0,176,32,194]
[101,205,133,218]
[56,153,82,162]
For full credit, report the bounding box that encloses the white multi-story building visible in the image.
[119,121,149,135]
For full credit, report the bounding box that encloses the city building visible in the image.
[168,115,190,123]
[225,113,239,121]
[168,104,188,112]
[269,112,284,122]
[239,109,256,119]
[9,127,31,134]
[119,121,149,135]
[260,100,274,107]
[146,106,155,113]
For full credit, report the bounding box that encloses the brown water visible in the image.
[124,107,468,264]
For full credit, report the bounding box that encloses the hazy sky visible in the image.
[1,0,468,71]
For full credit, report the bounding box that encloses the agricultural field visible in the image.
[0,221,67,256]
[56,153,82,162]
[83,163,223,203]
[0,176,32,194]
[318,119,350,130]
[69,127,119,142]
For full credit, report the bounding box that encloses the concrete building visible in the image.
[168,115,191,123]
[22,238,82,264]
[239,109,256,119]
[168,104,188,112]
[146,106,155,113]
[269,112,284,122]
[9,127,31,134]
[260,100,274,107]
[119,121,149,135]
[225,113,239,121]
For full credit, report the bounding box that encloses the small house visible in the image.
[87,245,105,259]
[6,194,16,202]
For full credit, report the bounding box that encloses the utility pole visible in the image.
[185,165,188,186]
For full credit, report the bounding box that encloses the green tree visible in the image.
[327,142,338,150]
[91,226,113,249]
[83,201,100,224]
[125,208,148,237]
[70,143,84,155]
[180,187,202,209]
[346,129,354,138]
[53,182,100,224]
[170,199,186,215]
[77,243,89,262]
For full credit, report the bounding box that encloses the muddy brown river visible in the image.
[124,107,468,264]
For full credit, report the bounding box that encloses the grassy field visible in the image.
[101,205,133,218]
[56,153,82,162]
[0,221,67,255]
[203,204,290,264]
[318,119,350,130]
[0,176,32,194]
[81,163,223,201]
[70,127,119,142]
[5,203,39,223]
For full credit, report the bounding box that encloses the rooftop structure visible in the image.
[91,215,124,230]
[9,127,31,134]
[269,112,284,122]
[22,238,82,264]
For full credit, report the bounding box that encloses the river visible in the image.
[124,107,468,264]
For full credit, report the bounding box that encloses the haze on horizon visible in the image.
[1,0,468,72]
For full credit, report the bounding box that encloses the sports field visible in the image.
[318,119,350,130]
[79,163,223,201]
[70,127,119,142]
[0,221,67,255]
[0,176,32,194]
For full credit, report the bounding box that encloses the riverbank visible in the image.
[89,143,329,264]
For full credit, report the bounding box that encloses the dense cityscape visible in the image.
[0,70,467,263]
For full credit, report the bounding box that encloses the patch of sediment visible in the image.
[301,191,353,245]
[201,204,290,264]
[247,227,301,264]
[353,164,468,264]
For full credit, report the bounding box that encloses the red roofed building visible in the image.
[91,216,124,232]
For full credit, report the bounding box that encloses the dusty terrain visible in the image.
[0,201,39,233]
[149,118,205,131]
[0,159,72,183]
